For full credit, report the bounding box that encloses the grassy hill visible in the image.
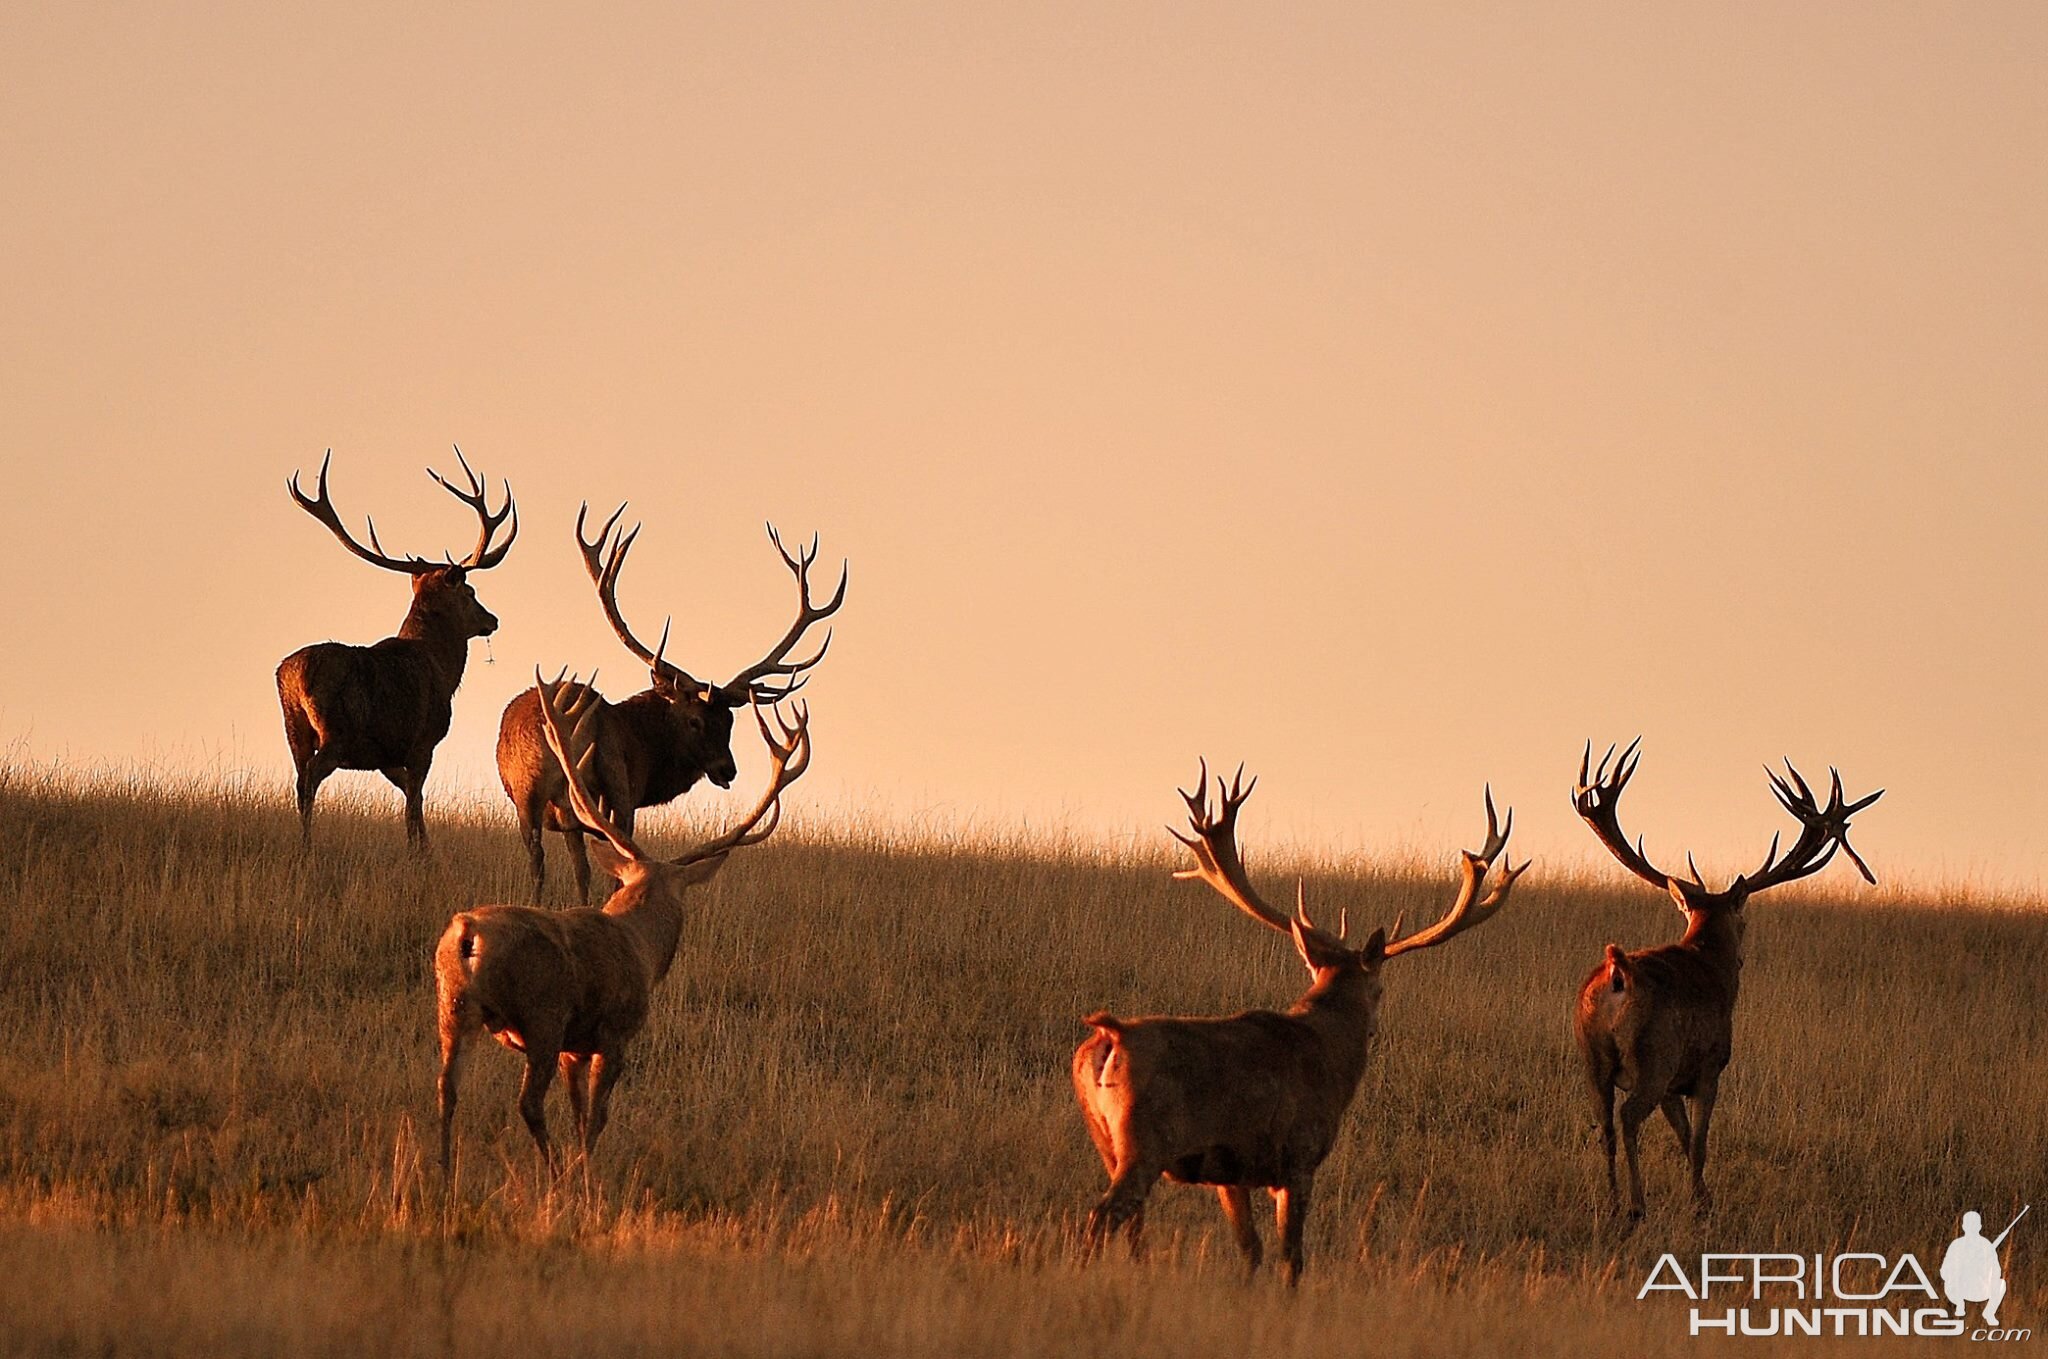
[0,761,2038,1355]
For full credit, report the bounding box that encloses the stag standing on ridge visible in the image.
[1073,763,1526,1285]
[1573,740,1882,1222]
[276,450,518,849]
[438,670,811,1178]
[496,504,845,904]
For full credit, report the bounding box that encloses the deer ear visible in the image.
[672,851,731,887]
[586,837,637,882]
[1358,927,1387,967]
[1666,878,1694,916]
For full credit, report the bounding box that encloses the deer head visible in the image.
[574,503,846,787]
[287,447,518,640]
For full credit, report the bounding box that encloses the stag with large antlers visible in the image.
[496,504,845,904]
[437,670,811,1177]
[276,449,518,848]
[1073,763,1525,1285]
[1573,740,1882,1222]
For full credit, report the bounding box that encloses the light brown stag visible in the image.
[1573,739,1882,1222]
[276,449,518,848]
[436,670,811,1177]
[497,504,845,904]
[1073,762,1526,1285]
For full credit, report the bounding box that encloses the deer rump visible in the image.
[1073,1010,1360,1188]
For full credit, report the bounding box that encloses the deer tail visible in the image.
[1603,944,1631,994]
[1082,1011,1124,1035]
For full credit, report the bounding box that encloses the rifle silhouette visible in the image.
[1992,1204,2029,1251]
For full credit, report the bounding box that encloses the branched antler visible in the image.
[720,525,849,702]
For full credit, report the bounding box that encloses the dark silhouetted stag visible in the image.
[437,670,811,1177]
[276,450,517,848]
[1573,740,1882,1222]
[1073,763,1525,1284]
[497,504,844,904]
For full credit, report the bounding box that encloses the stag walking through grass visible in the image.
[437,670,812,1179]
[497,504,845,904]
[1073,762,1525,1284]
[1573,740,1882,1222]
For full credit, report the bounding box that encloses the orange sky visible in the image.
[3,4,2043,887]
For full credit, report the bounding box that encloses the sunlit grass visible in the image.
[0,760,2039,1355]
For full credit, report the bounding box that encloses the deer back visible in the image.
[1074,982,1382,1187]
[278,637,458,766]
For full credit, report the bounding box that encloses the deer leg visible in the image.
[295,749,340,845]
[1273,1180,1313,1286]
[1660,1095,1694,1159]
[1215,1186,1264,1275]
[583,1049,625,1154]
[1617,1090,1659,1222]
[517,1043,561,1175]
[400,766,429,850]
[1084,1161,1158,1261]
[564,831,594,908]
[1592,1079,1619,1208]
[522,820,547,906]
[560,1053,591,1149]
[1686,1075,1719,1214]
[436,997,474,1178]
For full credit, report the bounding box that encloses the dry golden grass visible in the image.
[0,758,2040,1355]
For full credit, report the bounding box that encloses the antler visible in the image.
[670,701,813,868]
[289,449,516,574]
[1572,738,1698,892]
[1731,760,1884,897]
[287,451,435,575]
[1170,759,1348,946]
[574,503,702,686]
[1383,787,1528,958]
[535,668,647,865]
[426,446,518,569]
[719,525,849,703]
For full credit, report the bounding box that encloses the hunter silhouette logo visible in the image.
[1944,1206,2026,1329]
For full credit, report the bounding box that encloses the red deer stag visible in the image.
[276,449,517,848]
[437,670,811,1177]
[1573,739,1882,1222]
[496,503,845,904]
[1073,762,1525,1284]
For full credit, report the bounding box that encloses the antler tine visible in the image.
[534,667,644,864]
[721,522,850,701]
[287,450,434,575]
[670,700,813,867]
[427,446,518,570]
[1384,788,1526,959]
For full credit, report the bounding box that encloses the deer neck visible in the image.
[599,880,687,983]
[396,601,475,693]
[1678,909,1745,989]
[1290,970,1381,1075]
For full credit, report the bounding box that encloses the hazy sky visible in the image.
[4,4,2044,888]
